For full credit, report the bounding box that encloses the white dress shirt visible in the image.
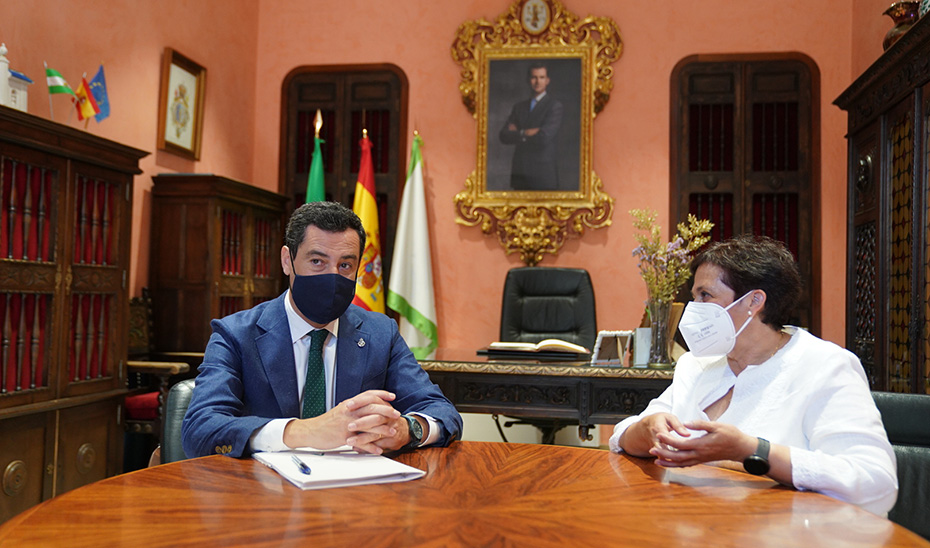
[608,327,898,515]
[250,290,438,451]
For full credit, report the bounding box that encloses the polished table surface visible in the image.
[420,349,674,439]
[0,441,925,547]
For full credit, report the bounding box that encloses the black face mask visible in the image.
[290,272,356,325]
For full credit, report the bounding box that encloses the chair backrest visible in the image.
[162,378,195,464]
[872,391,930,540]
[128,288,155,358]
[500,267,597,350]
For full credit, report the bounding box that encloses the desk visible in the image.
[419,349,673,439]
[0,441,924,547]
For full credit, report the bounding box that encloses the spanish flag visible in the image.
[74,77,100,122]
[351,131,384,312]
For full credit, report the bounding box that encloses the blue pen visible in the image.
[291,455,312,475]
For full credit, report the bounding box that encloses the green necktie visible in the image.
[301,329,328,419]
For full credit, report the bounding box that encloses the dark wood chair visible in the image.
[124,289,202,470]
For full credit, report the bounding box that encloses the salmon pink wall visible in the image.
[253,0,894,349]
[853,0,901,76]
[2,0,259,294]
[3,1,900,354]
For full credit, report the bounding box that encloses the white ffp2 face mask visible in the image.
[678,291,754,357]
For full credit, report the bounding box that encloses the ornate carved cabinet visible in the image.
[149,174,288,352]
[0,106,147,522]
[835,16,930,393]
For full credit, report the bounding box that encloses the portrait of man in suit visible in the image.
[498,62,563,190]
[182,201,462,459]
[485,57,581,192]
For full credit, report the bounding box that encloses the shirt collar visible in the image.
[533,91,547,102]
[283,289,339,343]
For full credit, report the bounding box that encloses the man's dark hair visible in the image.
[690,234,802,329]
[527,62,549,79]
[285,201,366,258]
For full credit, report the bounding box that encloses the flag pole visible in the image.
[44,61,54,121]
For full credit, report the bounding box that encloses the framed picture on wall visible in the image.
[486,56,582,193]
[157,47,206,160]
[451,0,621,266]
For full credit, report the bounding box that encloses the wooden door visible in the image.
[671,54,817,332]
[281,64,408,287]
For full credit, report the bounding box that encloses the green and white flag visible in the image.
[305,109,325,203]
[306,135,325,203]
[44,64,74,96]
[387,134,438,358]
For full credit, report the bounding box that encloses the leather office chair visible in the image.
[872,391,930,540]
[159,378,196,465]
[496,267,597,444]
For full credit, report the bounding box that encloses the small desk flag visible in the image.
[351,131,385,313]
[387,134,438,358]
[45,65,74,96]
[89,66,110,122]
[74,77,100,121]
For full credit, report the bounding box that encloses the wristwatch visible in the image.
[401,414,423,449]
[743,437,771,476]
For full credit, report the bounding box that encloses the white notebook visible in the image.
[253,449,425,490]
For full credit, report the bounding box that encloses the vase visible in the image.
[883,2,920,50]
[646,298,674,369]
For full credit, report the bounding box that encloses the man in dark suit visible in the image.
[499,62,564,191]
[182,201,462,458]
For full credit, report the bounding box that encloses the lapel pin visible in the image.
[358,338,366,348]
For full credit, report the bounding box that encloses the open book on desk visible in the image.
[478,339,590,360]
[253,448,425,490]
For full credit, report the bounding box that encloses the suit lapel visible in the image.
[256,295,300,417]
[335,306,370,403]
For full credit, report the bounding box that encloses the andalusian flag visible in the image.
[351,131,384,313]
[44,65,74,96]
[74,77,100,122]
[306,109,325,203]
[387,134,437,358]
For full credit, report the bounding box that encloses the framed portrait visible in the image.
[485,55,583,193]
[157,48,206,160]
[452,0,622,265]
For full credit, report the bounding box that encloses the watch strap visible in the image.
[743,437,771,476]
[755,437,771,460]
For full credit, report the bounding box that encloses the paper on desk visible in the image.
[253,449,425,490]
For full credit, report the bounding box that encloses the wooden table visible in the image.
[1,441,924,547]
[420,349,673,440]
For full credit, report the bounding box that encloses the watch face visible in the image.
[743,456,770,476]
[521,0,550,35]
[412,418,423,441]
[406,415,423,445]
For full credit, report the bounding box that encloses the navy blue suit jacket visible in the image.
[181,293,462,458]
[498,93,563,190]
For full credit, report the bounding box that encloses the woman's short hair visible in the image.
[690,234,802,329]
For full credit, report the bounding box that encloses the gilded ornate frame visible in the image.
[452,0,622,265]
[157,47,206,161]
